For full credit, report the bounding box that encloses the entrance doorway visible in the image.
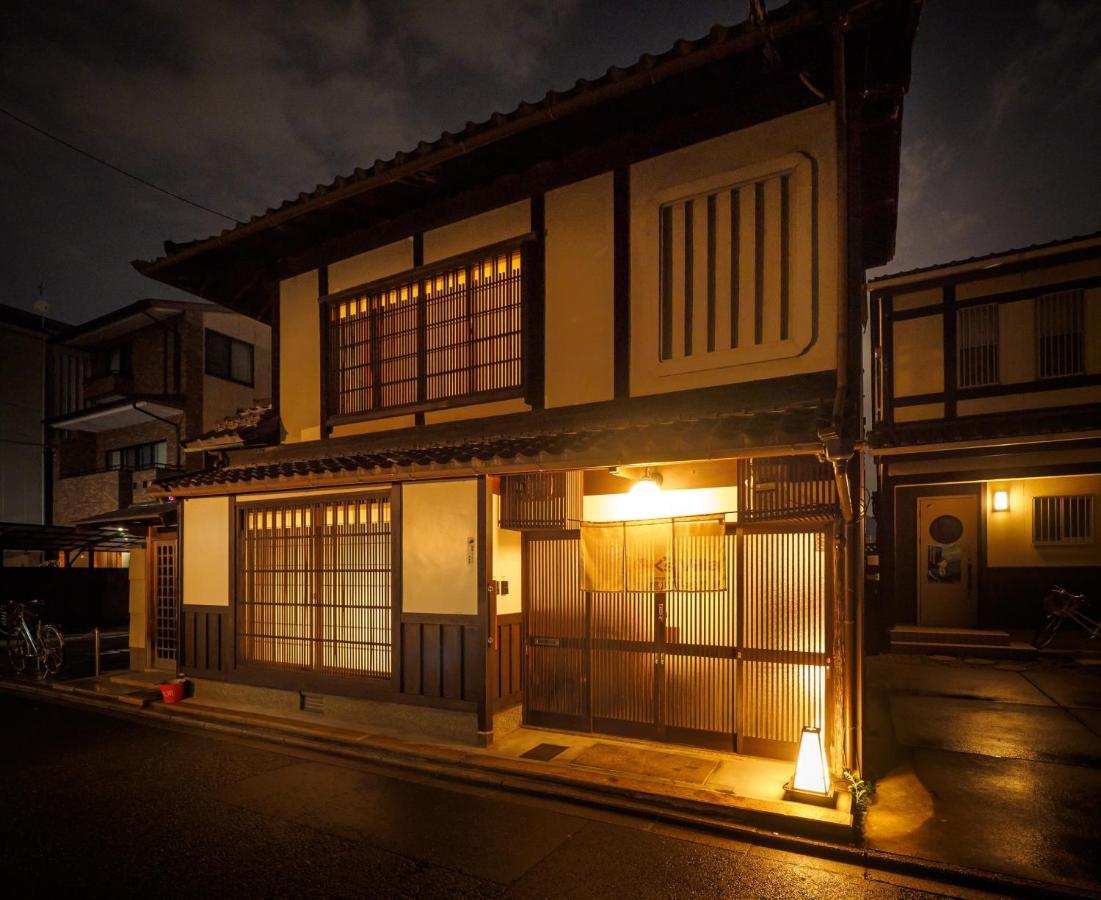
[522,523,831,760]
[917,494,979,627]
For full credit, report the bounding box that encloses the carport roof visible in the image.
[0,521,146,553]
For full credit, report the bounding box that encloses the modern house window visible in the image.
[106,440,168,471]
[1036,289,1085,379]
[659,167,803,362]
[957,303,999,388]
[236,494,393,678]
[205,329,254,385]
[1033,494,1094,545]
[325,240,526,420]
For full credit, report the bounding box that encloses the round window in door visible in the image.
[929,515,963,545]
[927,515,964,583]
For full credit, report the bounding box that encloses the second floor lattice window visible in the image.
[1036,289,1085,379]
[957,303,999,388]
[327,241,526,419]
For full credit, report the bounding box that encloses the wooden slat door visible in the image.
[522,531,588,731]
[736,523,832,761]
[152,533,178,668]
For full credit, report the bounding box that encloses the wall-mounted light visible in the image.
[992,489,1010,512]
[629,469,663,497]
[784,726,835,806]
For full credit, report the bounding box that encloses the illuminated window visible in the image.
[326,241,526,419]
[1033,494,1094,545]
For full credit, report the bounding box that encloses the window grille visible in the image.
[1033,494,1094,545]
[1036,290,1085,379]
[659,170,795,361]
[327,242,526,419]
[957,304,999,388]
[237,494,393,678]
[737,457,839,522]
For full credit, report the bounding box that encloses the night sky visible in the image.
[1,0,1098,324]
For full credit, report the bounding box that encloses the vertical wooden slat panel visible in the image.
[442,624,463,699]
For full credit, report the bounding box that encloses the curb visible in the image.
[2,678,1096,900]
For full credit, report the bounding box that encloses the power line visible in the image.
[0,103,244,225]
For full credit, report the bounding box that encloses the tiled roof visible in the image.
[869,405,1101,450]
[183,403,276,450]
[868,228,1101,286]
[158,391,829,493]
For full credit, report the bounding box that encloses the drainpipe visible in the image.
[828,1,860,776]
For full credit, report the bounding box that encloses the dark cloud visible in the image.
[0,1,1096,322]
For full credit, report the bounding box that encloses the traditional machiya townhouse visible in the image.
[867,232,1101,652]
[134,1,920,775]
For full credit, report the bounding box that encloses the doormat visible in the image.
[570,742,718,785]
[520,743,570,762]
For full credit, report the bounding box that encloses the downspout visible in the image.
[827,1,859,776]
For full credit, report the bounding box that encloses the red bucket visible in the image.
[159,681,186,703]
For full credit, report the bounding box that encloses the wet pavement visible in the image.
[865,654,1101,892]
[2,692,993,899]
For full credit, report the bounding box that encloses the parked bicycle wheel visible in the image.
[1034,613,1063,650]
[8,633,29,674]
[39,625,64,678]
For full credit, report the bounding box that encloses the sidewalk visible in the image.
[864,653,1101,896]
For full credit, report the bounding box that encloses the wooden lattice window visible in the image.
[326,239,528,421]
[237,493,393,678]
[957,304,999,388]
[1036,290,1085,379]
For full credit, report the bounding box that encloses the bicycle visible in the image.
[1033,586,1098,649]
[2,600,65,679]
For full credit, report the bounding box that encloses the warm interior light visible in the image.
[992,489,1009,512]
[629,471,663,498]
[791,726,831,796]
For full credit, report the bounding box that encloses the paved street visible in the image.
[2,692,992,900]
[864,655,1101,893]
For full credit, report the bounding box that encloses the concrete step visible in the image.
[890,626,1011,647]
[889,640,1038,660]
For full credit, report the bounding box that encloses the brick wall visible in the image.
[54,469,131,526]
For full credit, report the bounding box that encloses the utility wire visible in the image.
[0,104,244,225]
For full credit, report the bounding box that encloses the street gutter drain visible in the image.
[300,692,324,713]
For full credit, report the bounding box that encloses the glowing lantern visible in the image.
[785,726,835,806]
[992,489,1009,512]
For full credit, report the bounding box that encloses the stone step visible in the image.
[890,626,1011,647]
[889,640,1038,660]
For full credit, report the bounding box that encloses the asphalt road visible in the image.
[1,692,991,899]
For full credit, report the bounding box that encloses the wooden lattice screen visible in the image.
[499,471,584,530]
[326,241,527,420]
[237,493,392,678]
[737,456,838,522]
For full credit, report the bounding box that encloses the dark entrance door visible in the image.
[522,523,831,759]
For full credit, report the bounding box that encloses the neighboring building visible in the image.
[867,232,1101,650]
[47,298,272,527]
[136,1,920,774]
[0,303,66,532]
[45,298,271,669]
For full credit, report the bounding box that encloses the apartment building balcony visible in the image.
[83,370,135,403]
[54,464,181,526]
